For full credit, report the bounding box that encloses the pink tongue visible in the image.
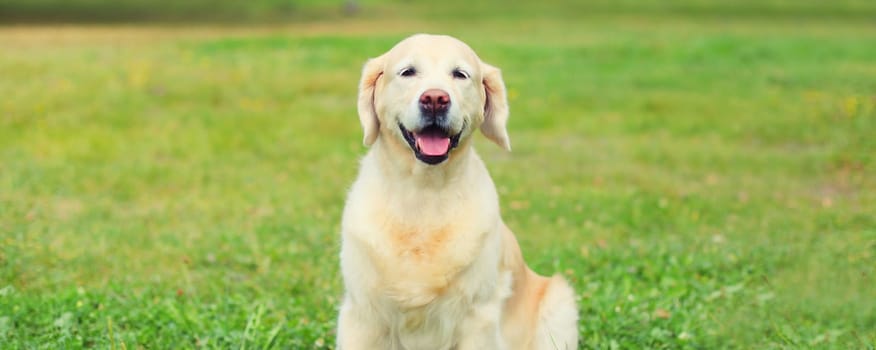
[415,134,451,156]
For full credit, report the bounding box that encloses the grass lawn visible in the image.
[1,2,875,348]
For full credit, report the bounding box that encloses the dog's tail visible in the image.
[533,275,579,350]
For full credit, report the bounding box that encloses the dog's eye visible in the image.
[452,69,469,80]
[400,67,417,77]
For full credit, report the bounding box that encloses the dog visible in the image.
[337,34,578,350]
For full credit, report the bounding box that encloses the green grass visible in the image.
[1,2,875,348]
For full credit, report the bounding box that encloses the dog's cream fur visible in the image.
[337,34,578,350]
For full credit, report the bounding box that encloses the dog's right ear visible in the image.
[357,55,385,147]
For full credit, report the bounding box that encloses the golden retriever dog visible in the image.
[337,34,578,350]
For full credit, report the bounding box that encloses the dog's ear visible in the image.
[357,55,385,146]
[480,62,511,151]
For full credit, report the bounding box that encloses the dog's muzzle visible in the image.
[399,122,464,165]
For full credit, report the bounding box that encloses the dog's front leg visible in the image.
[336,298,388,350]
[455,296,507,350]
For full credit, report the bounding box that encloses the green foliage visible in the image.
[1,2,875,349]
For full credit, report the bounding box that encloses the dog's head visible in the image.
[357,34,510,165]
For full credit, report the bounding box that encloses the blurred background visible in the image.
[3,0,876,22]
[1,0,874,348]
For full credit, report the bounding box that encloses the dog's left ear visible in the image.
[357,55,385,147]
[480,62,511,151]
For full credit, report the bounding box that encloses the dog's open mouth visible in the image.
[399,123,463,165]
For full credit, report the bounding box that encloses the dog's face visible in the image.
[358,34,510,165]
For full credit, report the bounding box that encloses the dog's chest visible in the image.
[370,218,489,306]
[341,159,502,308]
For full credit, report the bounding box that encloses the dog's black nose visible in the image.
[419,89,450,116]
